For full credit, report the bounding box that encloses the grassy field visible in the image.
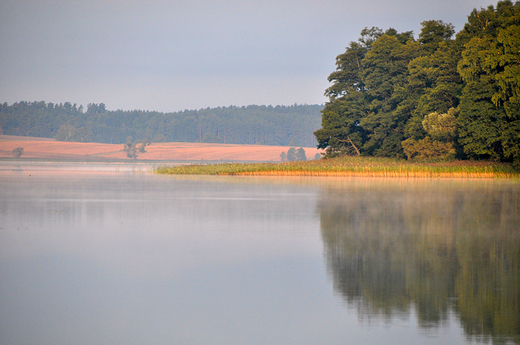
[0,135,321,162]
[155,156,520,178]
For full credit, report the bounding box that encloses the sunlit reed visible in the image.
[155,156,519,178]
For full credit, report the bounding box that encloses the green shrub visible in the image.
[402,137,456,161]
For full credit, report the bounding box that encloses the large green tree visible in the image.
[405,21,461,140]
[314,28,383,156]
[315,28,421,157]
[457,0,520,166]
[359,31,418,156]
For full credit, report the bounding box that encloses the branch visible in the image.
[338,136,361,156]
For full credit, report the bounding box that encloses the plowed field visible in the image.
[0,135,322,162]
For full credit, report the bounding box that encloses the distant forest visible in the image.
[315,0,520,167]
[0,102,322,147]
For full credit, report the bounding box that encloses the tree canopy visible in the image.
[315,0,520,167]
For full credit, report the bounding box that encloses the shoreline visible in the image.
[1,158,517,179]
[154,156,520,179]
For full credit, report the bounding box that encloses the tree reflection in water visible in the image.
[318,180,520,343]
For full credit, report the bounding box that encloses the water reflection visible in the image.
[1,167,519,345]
[318,179,520,343]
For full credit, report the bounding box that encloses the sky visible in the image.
[0,0,495,113]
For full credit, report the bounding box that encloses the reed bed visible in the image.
[155,156,519,178]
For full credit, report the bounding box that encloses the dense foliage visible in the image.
[0,102,322,147]
[315,0,520,167]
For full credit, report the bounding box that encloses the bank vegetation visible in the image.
[155,156,519,178]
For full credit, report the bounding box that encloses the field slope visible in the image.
[0,135,322,162]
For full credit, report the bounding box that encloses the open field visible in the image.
[156,156,520,178]
[3,135,517,178]
[0,135,322,162]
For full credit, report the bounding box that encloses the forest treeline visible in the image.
[0,102,322,147]
[315,0,520,167]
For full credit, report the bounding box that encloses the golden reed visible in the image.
[226,170,509,178]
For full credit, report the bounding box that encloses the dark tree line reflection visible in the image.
[318,180,520,343]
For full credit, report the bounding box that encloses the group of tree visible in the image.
[122,136,149,159]
[314,0,520,168]
[280,147,308,162]
[0,102,322,148]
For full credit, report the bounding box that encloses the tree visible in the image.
[324,27,384,98]
[402,137,456,160]
[280,151,287,162]
[491,24,520,116]
[418,20,455,54]
[359,31,419,157]
[315,28,380,156]
[405,25,462,141]
[457,78,506,161]
[314,90,368,157]
[456,0,520,166]
[87,103,106,115]
[123,136,138,159]
[422,108,458,142]
[287,147,296,161]
[316,28,421,158]
[296,147,307,161]
[12,147,24,158]
[402,108,458,160]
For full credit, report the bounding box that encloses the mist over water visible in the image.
[0,163,518,345]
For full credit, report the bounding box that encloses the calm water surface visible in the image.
[0,163,519,345]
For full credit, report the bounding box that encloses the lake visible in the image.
[1,162,519,345]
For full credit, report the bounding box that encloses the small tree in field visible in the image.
[12,147,24,158]
[123,136,138,159]
[287,147,296,161]
[295,147,307,161]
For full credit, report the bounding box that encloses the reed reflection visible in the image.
[318,180,520,343]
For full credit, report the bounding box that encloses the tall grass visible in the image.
[155,156,519,178]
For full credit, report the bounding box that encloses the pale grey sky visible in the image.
[0,0,494,112]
